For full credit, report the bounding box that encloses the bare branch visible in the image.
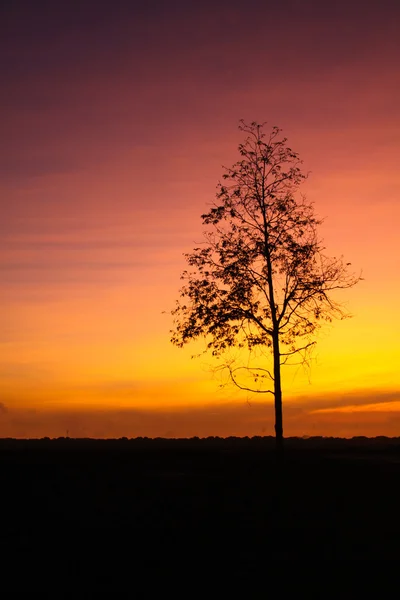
[227,365,275,395]
[279,341,316,357]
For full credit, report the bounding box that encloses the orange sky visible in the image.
[1,0,399,438]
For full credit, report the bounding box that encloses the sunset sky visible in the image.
[1,0,399,438]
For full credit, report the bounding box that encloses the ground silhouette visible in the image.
[1,436,399,590]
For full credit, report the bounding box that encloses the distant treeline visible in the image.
[0,435,399,452]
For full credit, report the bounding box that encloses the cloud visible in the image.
[1,387,399,439]
[293,389,400,412]
[0,363,52,382]
[0,154,82,180]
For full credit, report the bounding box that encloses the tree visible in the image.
[171,121,361,455]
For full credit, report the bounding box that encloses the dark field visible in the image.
[1,436,399,589]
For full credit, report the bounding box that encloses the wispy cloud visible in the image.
[1,387,399,439]
[289,390,400,412]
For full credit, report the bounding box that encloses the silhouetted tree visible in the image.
[171,121,361,456]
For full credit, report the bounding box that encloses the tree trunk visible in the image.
[273,331,284,460]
